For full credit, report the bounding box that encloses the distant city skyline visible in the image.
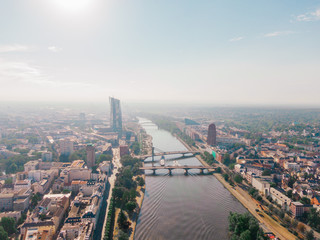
[0,1,320,106]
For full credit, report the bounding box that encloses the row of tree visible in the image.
[103,198,115,240]
[228,212,267,240]
[112,155,144,239]
[201,151,215,165]
[0,217,17,240]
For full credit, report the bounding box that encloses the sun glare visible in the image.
[52,0,93,14]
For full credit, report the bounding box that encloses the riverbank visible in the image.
[174,133,296,239]
[129,122,149,240]
[130,174,145,240]
[214,173,296,240]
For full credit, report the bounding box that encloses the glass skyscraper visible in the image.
[109,97,122,135]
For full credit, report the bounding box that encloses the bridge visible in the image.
[140,150,200,161]
[140,165,216,175]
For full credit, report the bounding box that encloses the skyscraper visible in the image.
[86,143,95,169]
[60,138,74,156]
[207,123,217,146]
[109,97,122,135]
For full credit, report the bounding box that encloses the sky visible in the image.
[0,0,320,106]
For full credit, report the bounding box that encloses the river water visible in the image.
[134,119,246,240]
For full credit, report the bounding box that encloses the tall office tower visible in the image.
[86,144,95,169]
[109,97,122,135]
[207,123,217,146]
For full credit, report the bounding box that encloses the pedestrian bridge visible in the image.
[140,165,216,175]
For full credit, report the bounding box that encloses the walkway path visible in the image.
[100,148,122,240]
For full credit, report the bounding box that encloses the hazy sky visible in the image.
[0,0,320,106]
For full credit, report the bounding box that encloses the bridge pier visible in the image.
[152,169,156,175]
[168,169,172,175]
[200,169,204,174]
[184,169,188,175]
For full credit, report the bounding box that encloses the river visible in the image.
[134,119,246,240]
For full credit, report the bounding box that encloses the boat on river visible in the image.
[160,156,165,166]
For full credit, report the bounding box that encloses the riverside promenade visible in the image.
[176,135,296,240]
[214,173,296,240]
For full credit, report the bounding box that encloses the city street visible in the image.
[100,148,122,240]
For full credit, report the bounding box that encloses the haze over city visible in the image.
[1,0,320,106]
[2,2,320,240]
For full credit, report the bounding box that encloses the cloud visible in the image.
[0,44,33,53]
[263,31,295,37]
[296,9,320,22]
[229,36,244,42]
[48,46,62,52]
[0,58,94,88]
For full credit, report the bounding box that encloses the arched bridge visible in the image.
[140,150,200,160]
[140,165,216,175]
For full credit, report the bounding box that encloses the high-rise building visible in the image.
[42,151,52,162]
[207,123,217,146]
[86,144,95,169]
[119,145,129,157]
[60,139,74,156]
[109,97,122,135]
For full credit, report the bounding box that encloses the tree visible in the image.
[239,230,251,240]
[126,201,137,213]
[222,153,231,166]
[0,226,8,240]
[300,197,311,205]
[130,142,140,155]
[288,177,296,188]
[7,163,17,174]
[291,219,298,228]
[31,193,41,208]
[113,187,124,202]
[229,163,236,170]
[27,136,40,144]
[306,208,320,230]
[223,173,229,182]
[305,230,314,240]
[286,190,293,199]
[17,212,27,226]
[256,195,262,202]
[39,214,46,221]
[0,217,16,235]
[137,176,145,187]
[118,210,130,230]
[297,223,306,233]
[118,230,129,240]
[234,174,243,184]
[59,154,70,162]
[4,178,12,185]
[98,154,112,164]
[69,152,81,161]
[228,212,267,240]
[262,169,271,176]
[249,188,257,196]
[92,165,98,173]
